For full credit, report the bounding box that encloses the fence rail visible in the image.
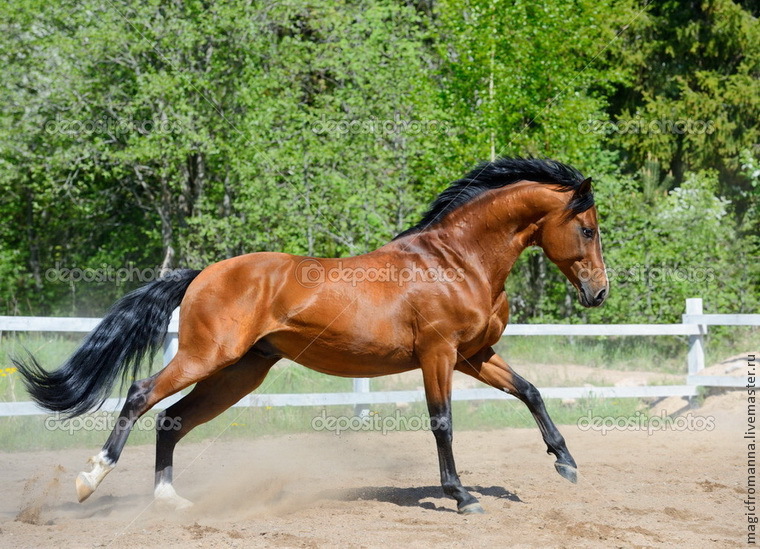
[0,298,757,417]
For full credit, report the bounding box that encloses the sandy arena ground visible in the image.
[0,387,748,548]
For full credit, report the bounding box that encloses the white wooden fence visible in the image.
[0,297,757,417]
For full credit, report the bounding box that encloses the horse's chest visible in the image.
[460,294,509,355]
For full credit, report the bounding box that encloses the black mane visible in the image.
[395,157,593,239]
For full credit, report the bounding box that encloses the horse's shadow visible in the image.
[316,485,522,513]
[34,485,521,520]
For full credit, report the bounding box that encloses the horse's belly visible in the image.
[264,331,418,377]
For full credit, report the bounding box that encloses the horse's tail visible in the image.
[13,269,202,418]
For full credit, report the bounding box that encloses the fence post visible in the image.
[685,298,705,377]
[162,308,180,367]
[353,378,370,417]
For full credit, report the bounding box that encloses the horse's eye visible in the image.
[581,227,595,239]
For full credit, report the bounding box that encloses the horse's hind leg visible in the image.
[75,348,246,503]
[153,353,277,509]
[75,371,162,502]
[456,347,578,483]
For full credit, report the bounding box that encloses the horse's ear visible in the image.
[576,177,592,196]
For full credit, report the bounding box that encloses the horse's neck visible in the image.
[427,183,560,292]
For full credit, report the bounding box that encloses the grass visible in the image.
[0,327,754,452]
[494,326,758,375]
[494,335,688,374]
[0,333,352,402]
[0,395,649,453]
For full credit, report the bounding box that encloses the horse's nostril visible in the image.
[595,288,607,303]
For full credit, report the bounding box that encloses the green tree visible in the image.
[182,1,452,262]
[433,0,640,320]
[0,0,756,323]
[433,0,636,169]
[609,0,760,208]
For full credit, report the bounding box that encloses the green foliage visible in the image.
[508,169,760,324]
[183,1,451,262]
[590,170,759,321]
[609,0,760,202]
[0,0,756,325]
[433,0,637,170]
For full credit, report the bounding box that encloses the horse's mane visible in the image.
[394,157,593,240]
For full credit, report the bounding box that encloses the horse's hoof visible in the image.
[555,462,578,483]
[154,483,194,511]
[75,472,95,503]
[458,502,485,515]
[75,451,114,502]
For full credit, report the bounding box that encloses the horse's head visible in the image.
[535,177,609,308]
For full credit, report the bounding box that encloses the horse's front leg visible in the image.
[420,350,484,514]
[456,347,577,483]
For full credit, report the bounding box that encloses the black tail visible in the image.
[13,269,202,417]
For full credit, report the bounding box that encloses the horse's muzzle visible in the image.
[578,284,608,308]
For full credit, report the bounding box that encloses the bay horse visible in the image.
[15,157,608,514]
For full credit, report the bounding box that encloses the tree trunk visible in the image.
[158,175,174,274]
